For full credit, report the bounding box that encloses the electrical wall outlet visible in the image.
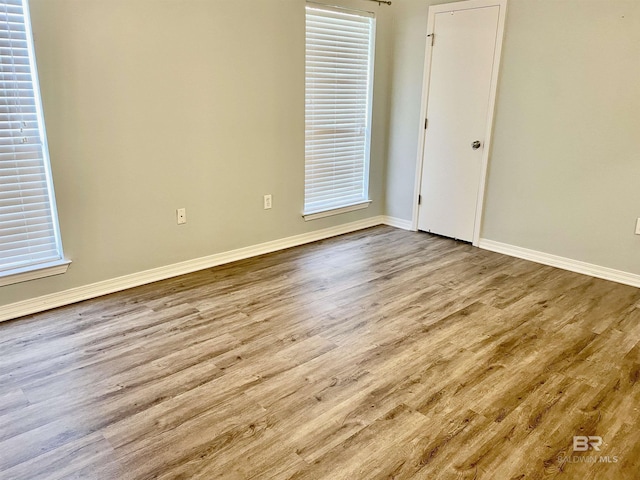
[635,218,640,235]
[176,208,186,225]
[263,194,272,210]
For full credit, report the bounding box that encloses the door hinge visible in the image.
[424,118,428,130]
[427,33,434,46]
[418,194,422,205]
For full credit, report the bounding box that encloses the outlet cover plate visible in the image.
[177,208,187,225]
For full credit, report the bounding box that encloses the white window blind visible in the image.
[0,0,64,276]
[304,5,375,216]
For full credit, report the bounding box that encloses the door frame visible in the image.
[411,0,508,246]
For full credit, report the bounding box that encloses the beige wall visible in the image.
[483,0,640,274]
[3,0,639,309]
[0,0,392,306]
[386,0,640,275]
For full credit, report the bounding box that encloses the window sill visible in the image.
[0,259,72,288]
[303,200,372,221]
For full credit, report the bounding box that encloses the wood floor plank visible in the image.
[0,226,638,479]
[0,388,28,417]
[287,404,434,480]
[0,433,119,480]
[0,335,229,443]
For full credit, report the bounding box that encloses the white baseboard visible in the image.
[9,222,635,322]
[479,238,640,289]
[382,216,413,231]
[0,216,385,323]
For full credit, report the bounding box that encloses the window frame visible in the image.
[0,0,69,287]
[303,3,376,220]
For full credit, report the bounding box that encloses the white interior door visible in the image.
[418,2,502,242]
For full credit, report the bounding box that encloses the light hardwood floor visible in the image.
[1,226,639,479]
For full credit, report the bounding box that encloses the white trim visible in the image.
[303,201,372,221]
[0,216,385,323]
[410,3,437,232]
[382,216,413,231]
[471,0,507,246]
[411,0,508,248]
[479,239,640,289]
[0,259,71,288]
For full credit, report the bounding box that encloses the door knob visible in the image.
[472,140,482,150]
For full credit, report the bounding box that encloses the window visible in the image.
[304,4,375,219]
[0,0,67,286]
